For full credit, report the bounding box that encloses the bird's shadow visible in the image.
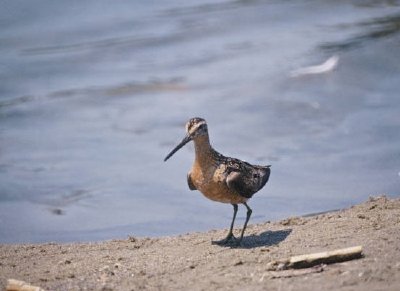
[217,229,292,249]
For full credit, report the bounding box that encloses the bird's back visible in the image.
[221,155,270,199]
[187,131,270,204]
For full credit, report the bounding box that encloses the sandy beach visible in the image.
[1,195,399,290]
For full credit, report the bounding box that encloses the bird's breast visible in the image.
[190,162,247,204]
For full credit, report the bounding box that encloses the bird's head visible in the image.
[164,117,208,162]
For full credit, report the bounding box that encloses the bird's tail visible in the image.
[259,166,271,189]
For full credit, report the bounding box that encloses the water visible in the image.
[1,0,399,243]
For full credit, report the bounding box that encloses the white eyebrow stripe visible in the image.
[186,119,207,133]
[195,121,206,127]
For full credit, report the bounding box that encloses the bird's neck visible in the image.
[193,135,214,167]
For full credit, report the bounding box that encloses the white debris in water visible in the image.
[310,101,320,109]
[290,55,339,77]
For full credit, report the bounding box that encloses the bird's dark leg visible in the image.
[237,202,252,245]
[226,204,238,240]
[212,204,238,245]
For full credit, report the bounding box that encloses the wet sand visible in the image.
[1,196,399,290]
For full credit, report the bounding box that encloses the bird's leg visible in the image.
[226,203,238,240]
[212,204,238,245]
[237,202,252,245]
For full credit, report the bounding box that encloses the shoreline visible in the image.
[1,196,400,290]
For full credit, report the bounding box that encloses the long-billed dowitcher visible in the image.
[164,117,271,246]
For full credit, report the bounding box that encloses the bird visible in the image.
[164,117,271,246]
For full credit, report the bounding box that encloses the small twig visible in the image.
[6,279,45,291]
[266,245,363,271]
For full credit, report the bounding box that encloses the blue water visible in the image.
[1,0,399,243]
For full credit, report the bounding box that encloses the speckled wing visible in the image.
[225,159,270,199]
[187,172,197,191]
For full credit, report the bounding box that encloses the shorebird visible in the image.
[164,117,271,246]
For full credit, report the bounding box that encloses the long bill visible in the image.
[164,135,192,162]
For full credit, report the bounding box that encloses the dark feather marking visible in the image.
[187,172,197,191]
[223,155,270,199]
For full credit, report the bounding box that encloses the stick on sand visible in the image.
[6,279,45,291]
[267,245,363,271]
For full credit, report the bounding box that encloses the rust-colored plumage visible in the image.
[164,117,270,245]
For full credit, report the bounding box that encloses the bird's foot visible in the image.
[212,233,238,246]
